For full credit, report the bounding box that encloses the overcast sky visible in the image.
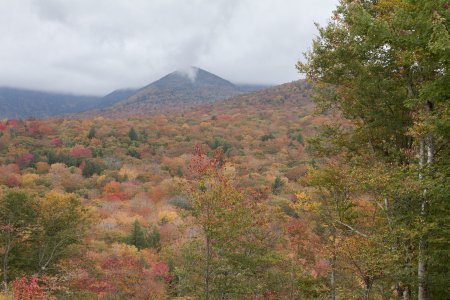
[0,0,338,95]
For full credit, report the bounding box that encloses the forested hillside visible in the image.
[81,67,264,119]
[0,0,448,299]
[0,87,100,119]
[0,81,341,298]
[0,68,261,119]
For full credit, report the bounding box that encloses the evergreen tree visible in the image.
[126,220,160,251]
[128,127,138,141]
[271,176,284,195]
[128,220,146,250]
[87,126,96,139]
[81,160,105,177]
[146,226,160,250]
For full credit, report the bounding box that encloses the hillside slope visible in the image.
[81,67,264,118]
[0,68,270,119]
[0,77,346,298]
[78,79,304,120]
[0,87,100,119]
[119,67,240,106]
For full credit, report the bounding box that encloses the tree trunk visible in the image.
[330,254,336,300]
[417,138,426,300]
[205,234,211,300]
[2,249,8,292]
[330,230,336,300]
[363,280,372,300]
[418,230,427,300]
[401,242,411,300]
[402,286,411,300]
[289,259,295,300]
[418,128,433,300]
[2,231,11,292]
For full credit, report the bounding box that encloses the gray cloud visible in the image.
[0,0,338,95]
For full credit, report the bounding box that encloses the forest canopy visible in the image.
[0,0,448,299]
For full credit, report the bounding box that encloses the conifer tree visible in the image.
[272,176,284,195]
[87,126,96,139]
[128,220,146,250]
[128,127,138,141]
[146,226,161,250]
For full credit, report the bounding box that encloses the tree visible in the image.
[146,226,161,250]
[87,126,96,139]
[298,0,449,298]
[0,190,37,291]
[103,181,125,201]
[70,145,92,158]
[295,164,399,299]
[176,146,284,299]
[81,159,105,177]
[127,220,146,250]
[32,191,91,275]
[272,176,284,195]
[0,190,90,291]
[128,127,138,141]
[126,220,161,251]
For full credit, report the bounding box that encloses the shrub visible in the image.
[70,145,92,158]
[12,276,46,300]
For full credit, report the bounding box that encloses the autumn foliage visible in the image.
[12,276,46,300]
[0,80,343,298]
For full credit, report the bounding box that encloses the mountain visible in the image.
[77,79,308,119]
[81,67,269,118]
[0,68,271,119]
[0,87,142,119]
[94,88,139,109]
[188,79,313,118]
[116,67,242,106]
[0,87,100,119]
[236,84,271,93]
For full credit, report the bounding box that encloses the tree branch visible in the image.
[335,220,368,238]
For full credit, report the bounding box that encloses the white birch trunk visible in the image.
[418,133,433,300]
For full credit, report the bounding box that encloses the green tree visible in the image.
[0,190,37,291]
[177,147,283,299]
[272,176,284,195]
[298,0,449,298]
[0,190,90,291]
[296,162,401,299]
[32,191,91,276]
[81,159,105,177]
[87,126,96,139]
[127,220,146,250]
[128,127,138,141]
[146,226,161,250]
[126,220,160,251]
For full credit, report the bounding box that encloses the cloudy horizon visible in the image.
[0,0,338,96]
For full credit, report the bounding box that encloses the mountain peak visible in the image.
[105,67,242,114]
[174,66,200,82]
